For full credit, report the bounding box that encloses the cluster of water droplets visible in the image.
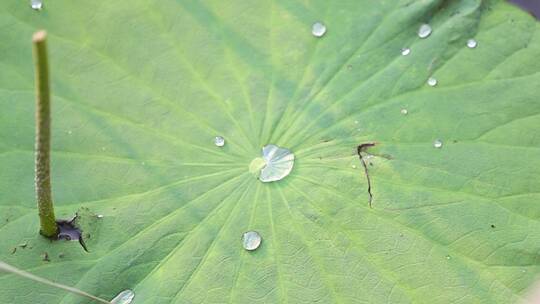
[394,22,480,149]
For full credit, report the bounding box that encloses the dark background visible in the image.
[509,0,540,18]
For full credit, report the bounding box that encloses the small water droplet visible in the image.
[242,231,261,251]
[214,136,225,147]
[111,289,135,304]
[101,147,106,151]
[67,130,73,135]
[96,214,104,219]
[433,139,443,148]
[446,255,451,260]
[312,22,326,37]
[141,161,146,166]
[400,109,408,115]
[418,24,432,39]
[401,48,411,56]
[354,120,359,124]
[427,77,438,87]
[352,165,357,169]
[466,38,478,48]
[30,0,43,10]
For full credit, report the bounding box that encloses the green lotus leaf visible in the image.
[1,0,539,303]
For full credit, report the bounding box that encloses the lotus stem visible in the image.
[33,30,58,238]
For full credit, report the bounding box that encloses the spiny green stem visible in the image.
[0,261,111,304]
[33,30,58,238]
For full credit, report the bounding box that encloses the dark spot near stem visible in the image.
[491,224,496,228]
[56,218,88,252]
[41,252,50,262]
[357,142,376,208]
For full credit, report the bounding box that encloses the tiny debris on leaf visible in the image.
[41,252,50,262]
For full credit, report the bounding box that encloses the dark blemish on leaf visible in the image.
[41,252,50,262]
[56,218,88,252]
[11,247,17,254]
[491,224,496,228]
[357,142,376,208]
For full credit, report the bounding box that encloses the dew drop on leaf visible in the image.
[418,24,432,38]
[433,139,443,148]
[111,289,135,304]
[427,77,438,87]
[401,48,411,56]
[312,22,326,37]
[30,0,42,10]
[214,136,225,147]
[242,231,261,251]
[258,144,295,182]
[400,108,408,115]
[467,38,478,48]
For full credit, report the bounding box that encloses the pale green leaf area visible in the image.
[1,0,539,303]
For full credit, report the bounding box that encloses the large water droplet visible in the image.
[214,136,225,147]
[242,231,261,251]
[258,144,295,182]
[312,22,327,37]
[30,0,42,10]
[427,77,438,87]
[466,39,478,49]
[111,290,135,304]
[433,139,443,148]
[418,24,432,39]
[401,48,411,56]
